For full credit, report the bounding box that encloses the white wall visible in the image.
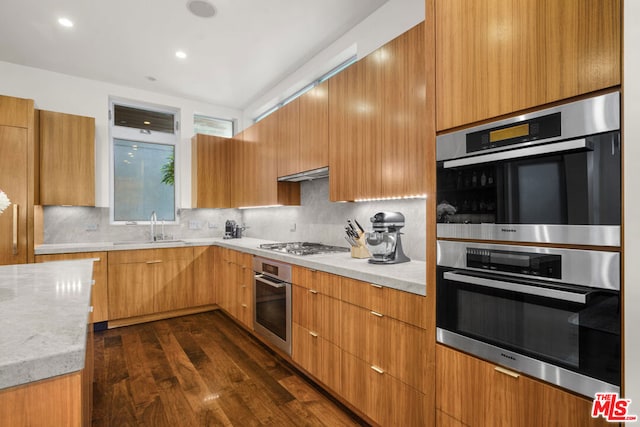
[624,0,640,409]
[241,0,425,127]
[0,60,242,208]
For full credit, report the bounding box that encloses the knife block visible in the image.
[351,233,371,259]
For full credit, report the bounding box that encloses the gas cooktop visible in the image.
[259,242,349,256]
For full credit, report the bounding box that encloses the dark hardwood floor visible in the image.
[92,310,365,426]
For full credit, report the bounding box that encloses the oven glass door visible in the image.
[254,274,289,341]
[436,267,620,387]
[436,132,621,227]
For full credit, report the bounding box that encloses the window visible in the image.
[254,55,357,123]
[194,114,234,137]
[110,99,179,223]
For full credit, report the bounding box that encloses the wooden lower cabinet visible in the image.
[235,254,254,329]
[292,323,342,394]
[215,248,254,329]
[342,350,426,426]
[192,246,216,307]
[436,344,610,427]
[340,301,428,393]
[291,266,429,426]
[292,284,341,340]
[340,276,427,328]
[36,252,108,322]
[154,248,195,313]
[108,247,195,320]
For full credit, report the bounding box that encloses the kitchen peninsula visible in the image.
[0,259,95,426]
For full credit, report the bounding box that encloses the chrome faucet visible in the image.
[150,210,157,241]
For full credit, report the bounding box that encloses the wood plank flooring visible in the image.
[92,310,366,426]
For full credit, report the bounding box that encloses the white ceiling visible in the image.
[0,0,388,110]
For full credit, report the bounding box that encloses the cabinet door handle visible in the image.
[12,204,18,255]
[371,365,385,374]
[369,283,383,289]
[370,311,384,318]
[309,289,318,294]
[309,269,317,273]
[309,331,318,338]
[494,366,520,379]
[146,260,163,264]
[241,304,247,308]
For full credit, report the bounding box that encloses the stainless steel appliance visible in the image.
[365,212,410,264]
[436,240,620,398]
[436,91,621,246]
[258,242,349,256]
[224,220,244,239]
[253,256,292,355]
[224,220,236,239]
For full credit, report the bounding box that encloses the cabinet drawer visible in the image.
[340,276,426,328]
[292,285,340,345]
[292,323,341,394]
[340,301,428,392]
[341,350,425,427]
[108,247,193,264]
[292,266,340,298]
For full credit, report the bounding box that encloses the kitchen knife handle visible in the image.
[12,204,18,255]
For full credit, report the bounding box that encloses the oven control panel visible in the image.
[466,248,561,279]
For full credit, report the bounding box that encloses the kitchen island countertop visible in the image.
[0,259,94,390]
[36,237,427,296]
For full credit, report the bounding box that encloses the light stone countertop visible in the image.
[36,237,427,296]
[0,259,94,390]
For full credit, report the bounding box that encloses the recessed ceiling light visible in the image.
[143,121,151,125]
[58,17,74,28]
[187,0,216,18]
[175,50,187,59]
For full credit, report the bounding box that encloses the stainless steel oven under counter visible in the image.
[253,256,292,355]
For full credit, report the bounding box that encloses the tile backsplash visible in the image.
[43,178,426,261]
[241,179,426,261]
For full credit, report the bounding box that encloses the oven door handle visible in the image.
[442,138,592,168]
[255,274,286,289]
[443,272,590,304]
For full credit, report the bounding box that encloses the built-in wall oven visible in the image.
[436,91,621,247]
[253,257,292,355]
[436,240,620,398]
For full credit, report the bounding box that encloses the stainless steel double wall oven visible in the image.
[435,92,621,398]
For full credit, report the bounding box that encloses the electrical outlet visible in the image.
[86,224,99,232]
[290,223,296,232]
[189,220,202,230]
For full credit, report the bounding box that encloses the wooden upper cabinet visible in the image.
[381,22,426,197]
[275,99,300,178]
[191,134,231,208]
[239,118,300,207]
[299,80,329,172]
[328,60,363,202]
[435,0,621,131]
[329,22,426,201]
[0,95,31,128]
[39,110,95,206]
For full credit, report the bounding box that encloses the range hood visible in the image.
[277,167,329,182]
